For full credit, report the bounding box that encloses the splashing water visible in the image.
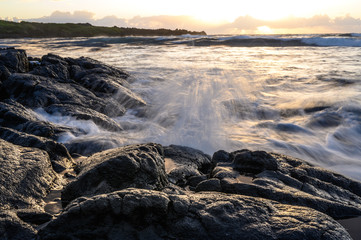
[4,36,361,181]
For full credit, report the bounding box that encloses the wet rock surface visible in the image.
[38,188,351,240]
[0,48,360,239]
[0,99,76,140]
[164,145,212,186]
[61,143,168,207]
[0,127,73,172]
[210,149,361,219]
[0,139,57,210]
[64,135,126,157]
[0,48,29,73]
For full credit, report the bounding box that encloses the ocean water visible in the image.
[2,34,361,180]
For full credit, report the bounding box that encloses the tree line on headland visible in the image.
[0,20,206,38]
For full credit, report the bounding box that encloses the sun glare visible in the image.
[257,26,273,34]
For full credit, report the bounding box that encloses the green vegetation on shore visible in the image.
[0,20,206,38]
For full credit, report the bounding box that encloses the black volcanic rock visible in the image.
[1,49,145,139]
[61,143,168,207]
[2,52,146,127]
[0,64,11,82]
[210,149,361,219]
[0,127,74,172]
[3,73,124,116]
[38,188,351,240]
[0,99,39,128]
[64,135,125,156]
[44,104,123,132]
[0,97,83,143]
[33,53,145,109]
[164,145,212,186]
[0,211,36,240]
[231,150,279,174]
[16,209,53,225]
[195,178,221,192]
[0,48,29,73]
[0,139,58,210]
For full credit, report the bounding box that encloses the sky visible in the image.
[1,0,361,34]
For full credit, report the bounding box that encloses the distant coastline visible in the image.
[0,20,207,38]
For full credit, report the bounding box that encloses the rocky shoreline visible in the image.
[0,47,360,239]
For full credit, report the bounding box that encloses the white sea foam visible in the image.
[217,35,252,41]
[301,37,361,47]
[34,108,104,142]
[8,37,361,181]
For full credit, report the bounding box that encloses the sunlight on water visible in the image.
[4,37,361,181]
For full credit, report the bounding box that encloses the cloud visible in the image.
[23,11,361,34]
[209,14,361,34]
[26,11,206,31]
[28,10,95,23]
[27,10,127,27]
[128,15,208,30]
[95,15,127,28]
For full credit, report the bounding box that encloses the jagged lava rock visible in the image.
[0,139,57,210]
[34,53,146,109]
[211,149,361,219]
[61,143,168,207]
[0,99,82,140]
[164,145,211,186]
[3,73,125,116]
[44,104,123,132]
[1,50,146,139]
[38,188,351,240]
[0,48,29,73]
[0,127,74,172]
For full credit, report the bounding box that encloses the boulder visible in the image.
[0,48,29,73]
[38,188,351,240]
[3,73,124,116]
[210,149,361,219]
[0,99,83,140]
[0,139,58,210]
[164,145,212,186]
[67,56,130,81]
[195,178,221,192]
[0,127,74,172]
[30,53,145,109]
[231,149,279,174]
[30,53,70,80]
[61,143,168,207]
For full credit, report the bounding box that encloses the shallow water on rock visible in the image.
[338,217,361,240]
[43,189,62,215]
[164,158,178,174]
[2,36,361,181]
